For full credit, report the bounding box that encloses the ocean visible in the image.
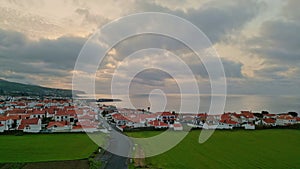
[79,94,300,114]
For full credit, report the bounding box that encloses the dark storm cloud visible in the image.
[135,0,262,43]
[131,68,172,87]
[181,0,262,43]
[282,0,300,22]
[0,29,87,81]
[188,58,243,79]
[247,19,300,65]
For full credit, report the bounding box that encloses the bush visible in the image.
[89,158,101,169]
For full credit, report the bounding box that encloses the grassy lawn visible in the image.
[0,133,100,163]
[127,129,300,169]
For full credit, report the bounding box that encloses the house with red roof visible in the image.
[276,114,296,126]
[172,123,183,131]
[263,114,277,119]
[240,111,256,123]
[112,113,131,126]
[147,120,169,129]
[205,115,221,125]
[54,110,77,124]
[156,112,177,124]
[0,123,5,132]
[47,121,71,132]
[15,102,26,109]
[0,115,9,131]
[5,114,30,129]
[296,117,300,124]
[263,118,276,126]
[29,109,46,119]
[18,118,41,133]
[45,106,58,118]
[218,119,239,129]
[242,123,255,130]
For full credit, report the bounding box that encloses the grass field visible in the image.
[127,129,300,169]
[0,133,99,163]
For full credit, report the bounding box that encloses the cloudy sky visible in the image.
[0,0,299,96]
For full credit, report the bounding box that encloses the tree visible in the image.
[261,111,269,115]
[253,113,263,118]
[288,112,298,117]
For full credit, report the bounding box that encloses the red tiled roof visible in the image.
[55,110,76,116]
[197,113,208,118]
[72,125,96,129]
[120,125,126,129]
[221,113,231,120]
[277,115,295,120]
[63,106,76,110]
[0,115,8,121]
[47,121,69,128]
[241,111,255,118]
[173,123,182,127]
[30,109,46,115]
[7,115,20,120]
[219,119,238,125]
[148,120,168,127]
[35,103,44,107]
[18,118,40,130]
[157,112,173,116]
[16,102,26,106]
[66,110,76,115]
[263,118,276,124]
[112,113,130,121]
[7,114,30,120]
[6,109,26,114]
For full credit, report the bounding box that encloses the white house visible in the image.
[47,121,71,132]
[0,124,5,132]
[54,110,77,124]
[112,113,130,126]
[173,123,183,131]
[147,120,169,129]
[263,114,277,119]
[18,118,41,133]
[276,115,296,126]
[262,118,276,126]
[0,116,8,130]
[29,109,46,119]
[156,112,177,124]
[240,111,256,122]
[218,119,239,129]
[242,123,255,130]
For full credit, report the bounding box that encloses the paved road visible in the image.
[102,128,133,169]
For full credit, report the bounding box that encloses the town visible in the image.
[0,96,299,133]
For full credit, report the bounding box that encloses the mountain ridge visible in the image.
[0,79,83,97]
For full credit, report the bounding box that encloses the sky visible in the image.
[0,0,299,96]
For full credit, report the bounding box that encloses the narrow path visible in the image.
[99,127,133,169]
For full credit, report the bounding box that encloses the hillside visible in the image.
[0,79,83,97]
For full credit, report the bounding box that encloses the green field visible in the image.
[0,133,99,163]
[127,129,300,169]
